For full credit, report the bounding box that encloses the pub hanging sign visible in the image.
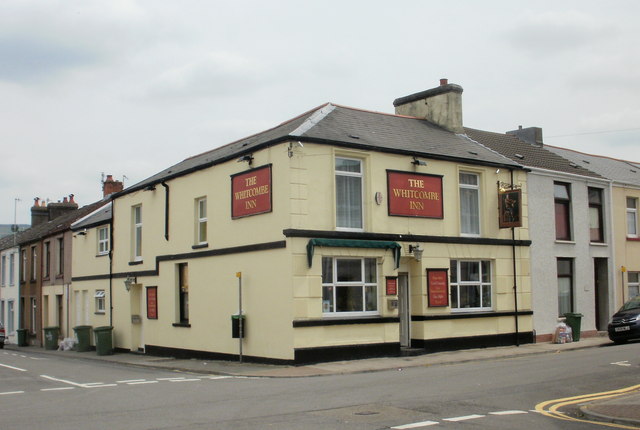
[231,164,272,219]
[387,170,443,218]
[498,187,522,228]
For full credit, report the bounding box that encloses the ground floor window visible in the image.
[629,272,639,298]
[95,290,106,313]
[7,300,14,333]
[322,257,377,315]
[450,260,492,311]
[557,258,574,316]
[30,297,37,333]
[178,263,189,323]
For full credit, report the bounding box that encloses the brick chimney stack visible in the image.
[393,78,464,134]
[48,194,79,220]
[31,197,49,227]
[103,175,124,197]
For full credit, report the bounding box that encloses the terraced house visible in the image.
[71,80,534,364]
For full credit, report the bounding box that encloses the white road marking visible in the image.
[127,381,158,385]
[85,384,117,388]
[83,382,106,386]
[205,376,234,380]
[157,377,186,381]
[0,391,25,395]
[0,362,27,372]
[40,375,86,387]
[168,378,200,382]
[117,379,146,383]
[443,414,485,422]
[391,420,439,429]
[611,361,631,367]
[41,387,75,392]
[489,410,528,415]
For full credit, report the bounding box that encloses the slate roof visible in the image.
[1,200,109,249]
[464,127,605,180]
[71,201,112,231]
[546,145,640,187]
[121,104,522,196]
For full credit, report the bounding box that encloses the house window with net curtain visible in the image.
[459,172,480,236]
[335,157,363,231]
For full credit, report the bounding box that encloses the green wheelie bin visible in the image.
[73,325,92,352]
[43,326,60,350]
[94,326,114,356]
[564,313,583,341]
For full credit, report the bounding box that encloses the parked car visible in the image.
[0,322,5,348]
[608,296,640,344]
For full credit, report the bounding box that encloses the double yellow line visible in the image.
[535,384,640,429]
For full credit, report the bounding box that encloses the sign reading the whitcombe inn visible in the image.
[387,170,443,218]
[231,164,272,219]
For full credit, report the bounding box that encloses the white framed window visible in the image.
[459,172,480,236]
[57,238,64,275]
[30,297,37,333]
[335,157,363,231]
[30,246,37,281]
[322,257,378,315]
[9,253,15,286]
[450,259,492,311]
[44,242,50,279]
[627,197,638,237]
[629,272,639,299]
[196,198,208,245]
[557,258,574,316]
[94,290,106,313]
[0,300,4,326]
[1,256,5,286]
[98,226,110,255]
[7,300,14,333]
[132,205,142,261]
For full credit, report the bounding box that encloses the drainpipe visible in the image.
[109,203,114,328]
[511,169,520,346]
[161,182,169,241]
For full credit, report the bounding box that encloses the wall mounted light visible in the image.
[237,154,254,165]
[412,157,427,166]
[124,275,136,292]
[409,244,423,261]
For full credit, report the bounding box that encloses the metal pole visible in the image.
[236,272,243,363]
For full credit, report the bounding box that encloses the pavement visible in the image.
[4,334,640,427]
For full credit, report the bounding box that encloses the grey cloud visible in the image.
[0,37,98,83]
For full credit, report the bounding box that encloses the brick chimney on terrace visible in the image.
[393,78,464,134]
[102,175,124,197]
[31,194,79,227]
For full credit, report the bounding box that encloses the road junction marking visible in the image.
[535,384,640,429]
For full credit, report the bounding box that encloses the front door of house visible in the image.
[398,272,410,348]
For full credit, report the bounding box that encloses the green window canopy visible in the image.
[306,238,401,269]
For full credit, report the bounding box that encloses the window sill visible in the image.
[96,253,109,257]
[129,260,143,266]
[172,322,191,328]
[590,242,608,247]
[627,237,640,242]
[555,240,575,245]
[192,243,208,250]
[94,311,105,315]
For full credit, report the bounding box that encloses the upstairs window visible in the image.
[44,242,50,279]
[335,157,363,231]
[132,205,142,261]
[30,246,37,281]
[98,226,110,255]
[57,238,64,275]
[459,172,480,236]
[1,256,5,286]
[9,253,15,286]
[588,188,604,243]
[627,197,638,237]
[196,198,207,245]
[554,182,572,241]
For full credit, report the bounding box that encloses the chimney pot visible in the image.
[440,78,448,86]
[63,196,68,203]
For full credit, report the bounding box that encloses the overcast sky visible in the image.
[2,1,639,224]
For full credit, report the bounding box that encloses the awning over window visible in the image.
[306,238,401,269]
[94,290,105,298]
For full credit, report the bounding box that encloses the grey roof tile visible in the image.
[464,127,604,179]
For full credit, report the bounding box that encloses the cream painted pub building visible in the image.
[72,81,534,364]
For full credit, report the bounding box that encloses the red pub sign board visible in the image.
[231,165,272,219]
[427,269,449,307]
[387,170,443,218]
[146,286,158,319]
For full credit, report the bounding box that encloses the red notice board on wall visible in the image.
[231,164,272,219]
[146,286,158,319]
[386,277,398,296]
[427,269,449,307]
[387,170,443,218]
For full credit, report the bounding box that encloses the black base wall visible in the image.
[411,331,535,352]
